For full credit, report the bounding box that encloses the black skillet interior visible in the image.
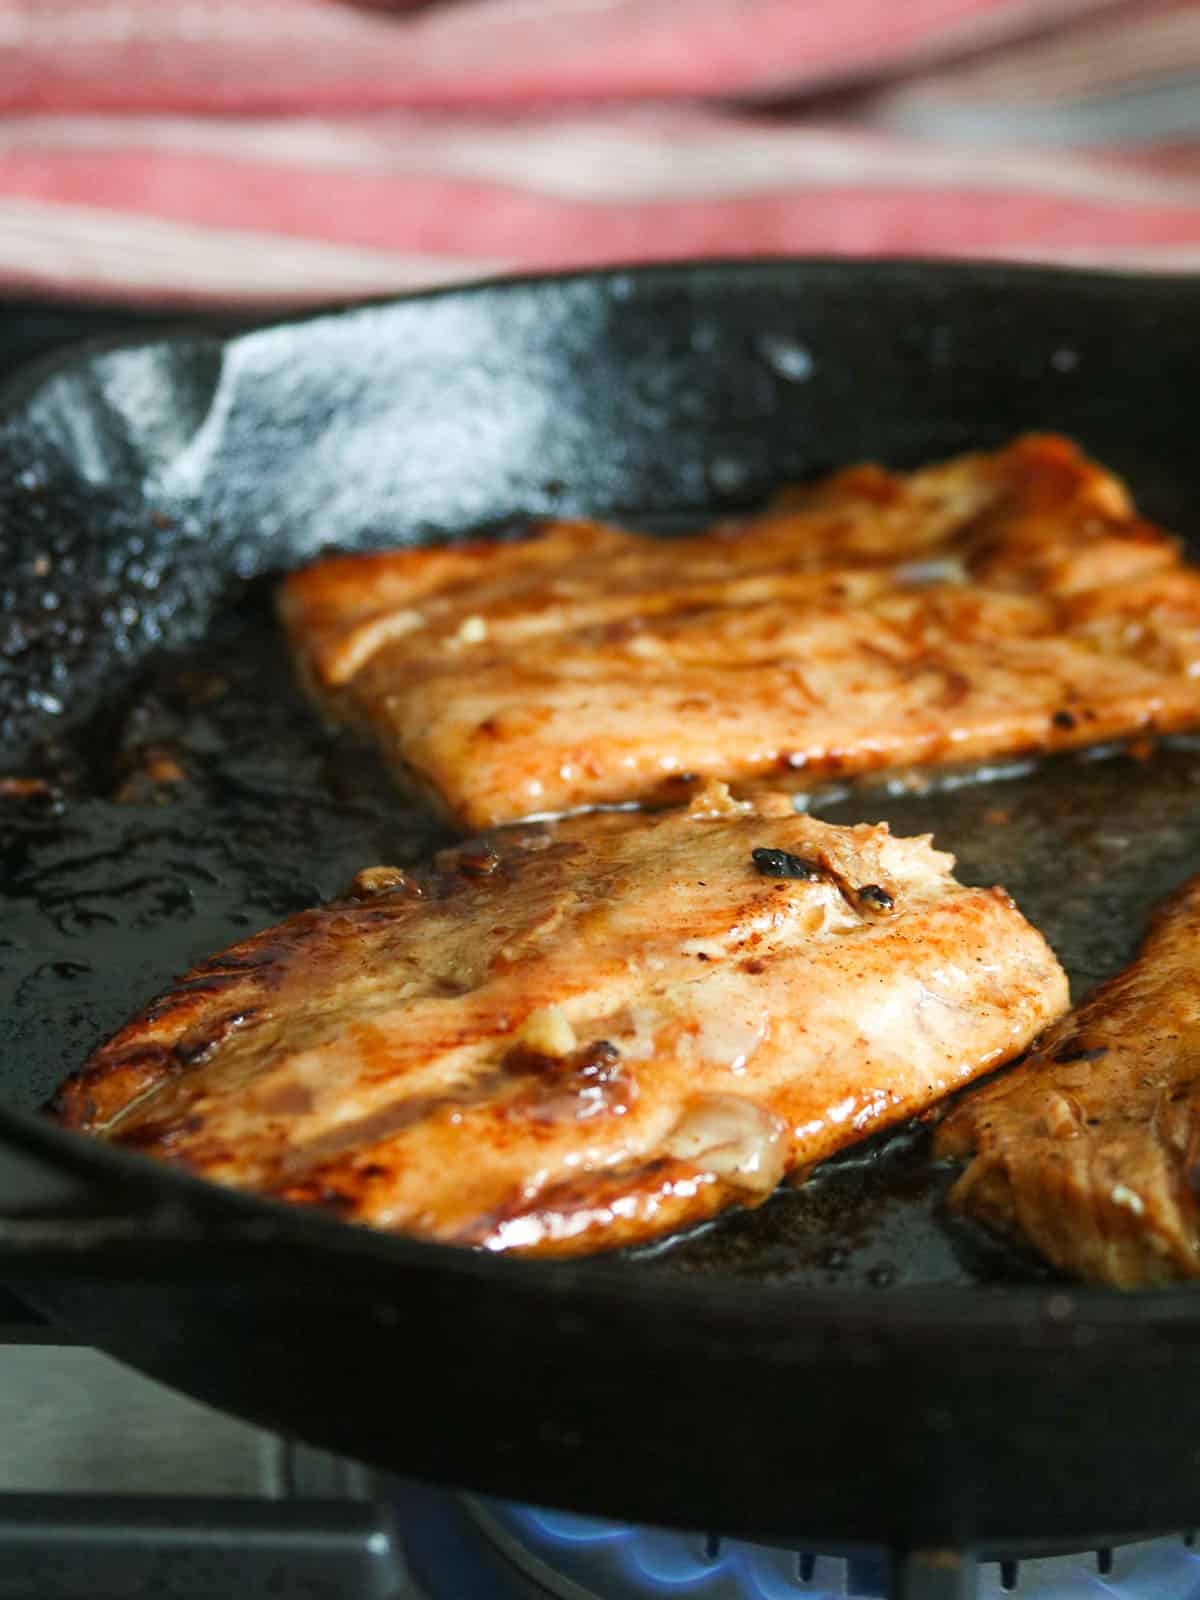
[4,260,1200,1545]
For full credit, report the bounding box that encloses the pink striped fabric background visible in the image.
[2,0,1198,306]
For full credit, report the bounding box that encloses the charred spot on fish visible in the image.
[751,847,823,880]
[507,1038,630,1124]
[101,1045,174,1076]
[1052,710,1077,730]
[195,949,278,975]
[578,1039,621,1077]
[174,1035,219,1066]
[162,973,244,1002]
[1051,1046,1109,1064]
[117,1111,205,1152]
[174,1009,256,1066]
[503,1043,566,1077]
[857,884,895,910]
[506,1036,621,1080]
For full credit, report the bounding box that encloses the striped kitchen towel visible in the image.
[1,0,1198,306]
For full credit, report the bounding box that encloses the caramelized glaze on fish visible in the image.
[52,788,1066,1256]
[280,434,1200,828]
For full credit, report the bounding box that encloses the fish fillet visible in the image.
[937,877,1200,1288]
[52,788,1066,1256]
[280,433,1200,829]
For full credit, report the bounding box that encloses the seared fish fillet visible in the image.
[52,788,1066,1256]
[938,877,1200,1288]
[280,433,1200,829]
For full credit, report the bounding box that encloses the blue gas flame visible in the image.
[494,1503,1200,1600]
[503,1504,825,1599]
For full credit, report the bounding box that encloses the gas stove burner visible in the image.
[462,1500,1200,1600]
[1,1323,1198,1600]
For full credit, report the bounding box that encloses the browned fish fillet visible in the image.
[52,787,1066,1256]
[937,877,1200,1288]
[279,433,1200,829]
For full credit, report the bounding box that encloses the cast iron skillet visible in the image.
[2,260,1200,1550]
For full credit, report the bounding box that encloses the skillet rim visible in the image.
[3,252,1199,419]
